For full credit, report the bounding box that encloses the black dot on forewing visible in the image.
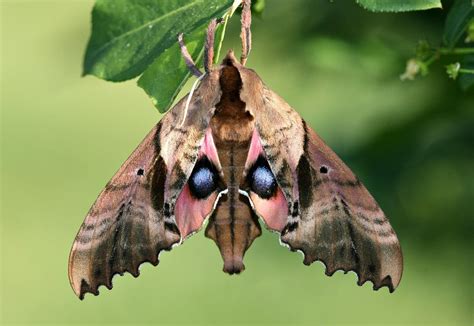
[320,166,328,174]
[137,168,144,176]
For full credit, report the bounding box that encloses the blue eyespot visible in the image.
[249,157,277,199]
[188,158,218,199]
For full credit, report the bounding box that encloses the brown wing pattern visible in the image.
[68,123,180,299]
[68,72,222,299]
[236,60,403,291]
[281,123,403,291]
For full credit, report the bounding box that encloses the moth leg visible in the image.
[204,18,223,73]
[240,0,252,65]
[178,33,203,77]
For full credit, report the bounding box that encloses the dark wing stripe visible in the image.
[278,124,403,292]
[236,64,402,292]
[296,155,313,211]
[68,123,183,299]
[69,70,223,299]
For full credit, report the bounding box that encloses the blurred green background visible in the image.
[1,0,473,324]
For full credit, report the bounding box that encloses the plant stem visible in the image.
[439,47,474,55]
[459,68,474,74]
[425,54,439,67]
[215,12,230,64]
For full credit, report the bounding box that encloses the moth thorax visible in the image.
[211,65,254,143]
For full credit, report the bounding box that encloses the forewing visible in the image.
[69,71,222,299]
[174,128,223,239]
[68,123,180,299]
[237,62,403,291]
[283,124,403,291]
[159,70,223,234]
[243,129,288,231]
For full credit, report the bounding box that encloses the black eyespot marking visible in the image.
[137,168,144,176]
[319,166,328,174]
[188,157,218,199]
[248,156,277,199]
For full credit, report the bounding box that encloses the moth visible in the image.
[69,7,402,300]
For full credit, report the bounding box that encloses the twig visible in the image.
[439,47,474,55]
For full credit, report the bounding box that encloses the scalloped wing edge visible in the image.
[76,242,180,300]
[277,236,400,292]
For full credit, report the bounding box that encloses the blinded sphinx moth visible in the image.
[69,2,402,299]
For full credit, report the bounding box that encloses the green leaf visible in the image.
[355,0,442,12]
[458,55,474,90]
[443,0,474,49]
[84,0,233,81]
[137,5,236,113]
[466,19,474,43]
[137,25,206,113]
[214,11,231,64]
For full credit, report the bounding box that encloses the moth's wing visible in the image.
[68,123,178,299]
[69,72,223,299]
[173,128,223,239]
[284,124,403,291]
[238,64,403,291]
[159,70,223,238]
